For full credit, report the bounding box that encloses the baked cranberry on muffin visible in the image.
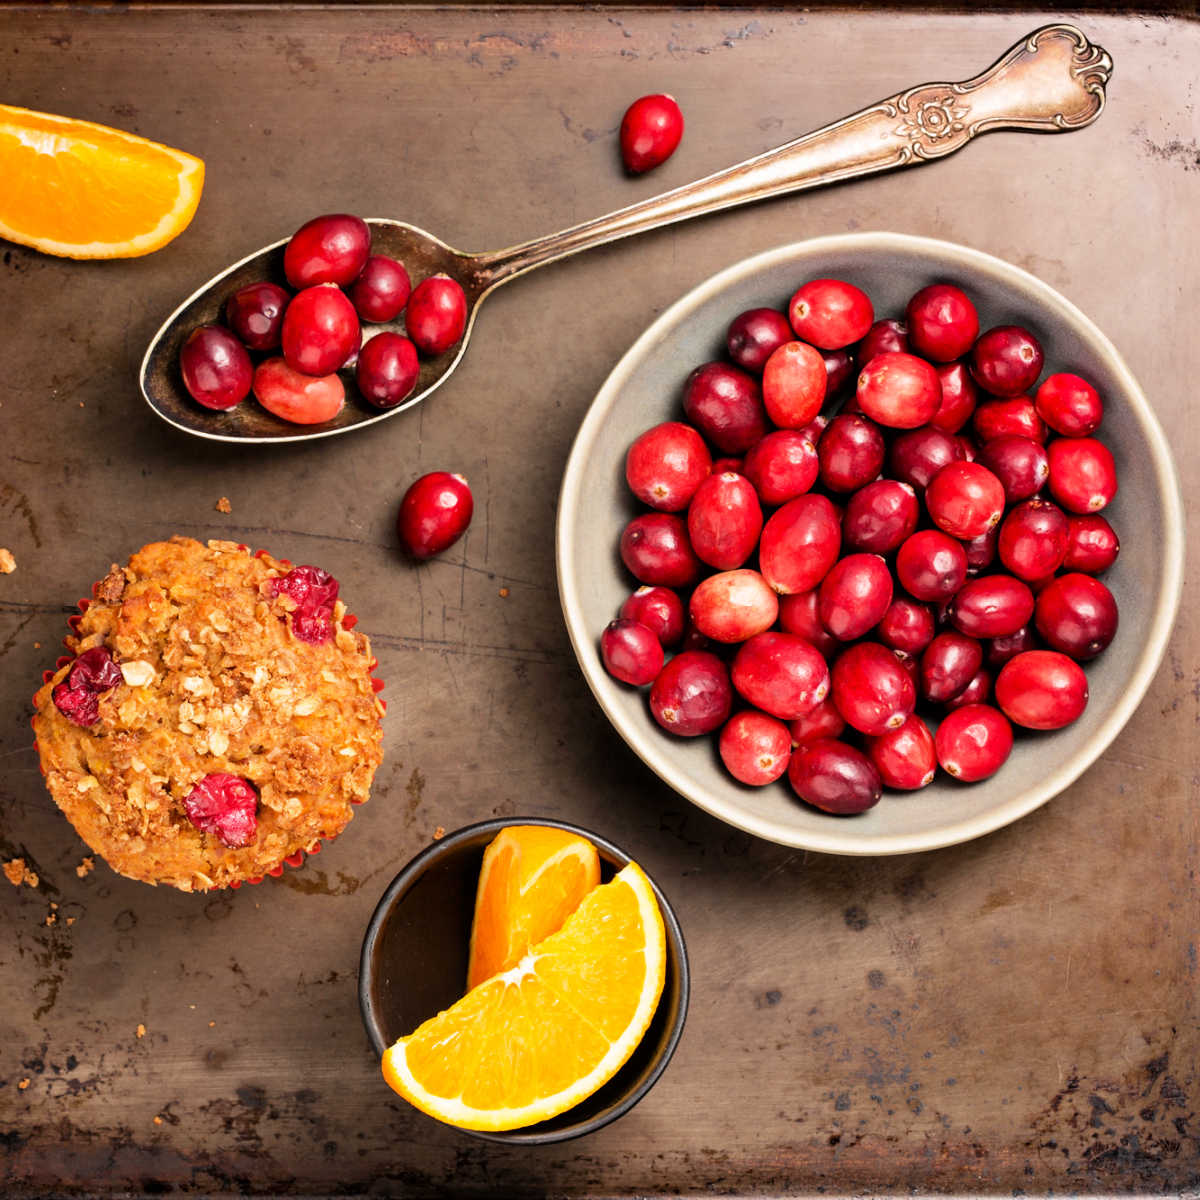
[32,537,384,891]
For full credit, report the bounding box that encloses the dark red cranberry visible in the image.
[619,513,701,588]
[741,430,819,506]
[620,586,685,647]
[831,642,915,736]
[817,413,885,493]
[997,499,1069,582]
[356,332,420,408]
[649,650,731,736]
[818,553,893,642]
[970,325,1044,397]
[719,711,792,786]
[934,703,1013,781]
[600,619,664,686]
[876,597,936,659]
[867,714,937,790]
[726,307,793,373]
[762,341,827,429]
[625,421,712,512]
[949,575,1035,639]
[887,426,963,492]
[269,564,340,644]
[1064,514,1119,574]
[788,738,882,814]
[281,285,360,376]
[895,529,968,603]
[986,624,1038,668]
[855,352,941,429]
[789,697,846,745]
[843,479,919,554]
[956,434,979,462]
[183,773,259,848]
[679,618,713,654]
[687,472,763,570]
[926,461,1005,540]
[788,278,873,350]
[1035,372,1103,437]
[856,318,909,366]
[620,93,684,173]
[943,666,992,711]
[758,494,842,594]
[689,569,778,643]
[406,275,467,356]
[821,348,857,396]
[348,254,412,323]
[682,362,767,454]
[930,362,979,434]
[225,281,290,351]
[973,395,1047,444]
[905,283,979,362]
[397,471,474,560]
[777,590,840,659]
[284,214,371,289]
[180,325,253,411]
[253,358,345,424]
[1047,437,1118,514]
[1034,572,1118,661]
[51,647,124,727]
[977,435,1049,502]
[731,632,830,720]
[995,650,1088,729]
[920,631,984,704]
[962,524,998,575]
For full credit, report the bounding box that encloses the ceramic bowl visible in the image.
[556,232,1184,856]
[358,817,689,1143]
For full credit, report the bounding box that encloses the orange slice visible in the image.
[383,861,666,1131]
[466,824,601,989]
[0,104,204,259]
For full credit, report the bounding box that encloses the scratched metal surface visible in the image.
[0,7,1197,1196]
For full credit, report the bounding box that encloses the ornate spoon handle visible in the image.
[470,24,1111,290]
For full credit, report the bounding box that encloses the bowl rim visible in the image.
[358,815,691,1144]
[555,231,1186,856]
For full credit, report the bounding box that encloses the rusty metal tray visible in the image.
[1,6,1197,1195]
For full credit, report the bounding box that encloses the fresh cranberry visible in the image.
[269,564,340,644]
[796,413,829,448]
[817,414,885,493]
[930,362,979,434]
[995,649,1089,729]
[726,307,793,373]
[895,529,968,603]
[600,619,664,686]
[887,426,963,492]
[856,318,909,366]
[619,513,701,588]
[625,421,712,512]
[831,642,915,736]
[679,618,713,654]
[619,93,684,173]
[919,631,983,704]
[1047,437,1118,514]
[281,285,360,376]
[687,472,763,570]
[741,431,819,506]
[867,714,937,789]
[758,494,842,594]
[956,434,979,462]
[1064,514,1119,574]
[51,647,124,727]
[970,325,1044,397]
[842,479,918,554]
[789,697,846,745]
[876,596,936,659]
[225,281,290,351]
[977,435,1049,502]
[348,254,412,323]
[356,332,420,409]
[649,651,731,736]
[973,396,1047,444]
[284,214,371,289]
[182,773,259,848]
[986,624,1039,668]
[855,352,941,429]
[926,461,1005,540]
[397,471,474,560]
[788,279,873,350]
[620,586,685,647]
[821,348,857,396]
[731,632,830,720]
[777,590,840,659]
[997,499,1069,582]
[1035,372,1103,437]
[719,711,792,786]
[406,275,467,356]
[762,341,827,429]
[948,575,1035,639]
[787,738,882,814]
[934,703,1013,782]
[180,325,254,411]
[253,358,345,425]
[905,283,979,362]
[689,569,778,643]
[943,666,992,711]
[682,362,767,454]
[818,553,893,642]
[962,524,999,576]
[1034,572,1118,661]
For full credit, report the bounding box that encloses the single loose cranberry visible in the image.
[855,352,941,429]
[995,649,1089,729]
[895,529,968,603]
[762,341,827,429]
[930,362,979,434]
[822,348,857,396]
[1034,572,1118,661]
[253,357,345,425]
[356,332,420,409]
[649,650,731,736]
[920,631,984,704]
[281,285,360,376]
[51,646,124,727]
[1064,514,1119,574]
[180,325,253,411]
[943,666,992,711]
[741,430,819,506]
[925,461,1005,540]
[856,318,909,366]
[777,590,840,659]
[977,435,1049,502]
[687,472,763,570]
[1035,372,1102,437]
[986,624,1038,668]
[758,494,842,594]
[842,479,918,554]
[962,524,998,576]
[876,597,936,659]
[620,586,685,647]
[225,281,290,351]
[731,632,830,721]
[867,714,937,790]
[183,773,259,848]
[935,703,1012,782]
[818,553,893,642]
[688,569,778,643]
[619,513,701,588]
[284,214,371,289]
[269,564,340,644]
[973,396,1047,444]
[600,618,664,686]
[949,575,1035,639]
[397,471,474,560]
[788,738,882,815]
[625,421,712,512]
[789,697,846,745]
[719,711,792,786]
[997,499,1069,582]
[906,283,979,362]
[726,307,793,373]
[817,413,885,493]
[619,93,684,173]
[831,642,915,736]
[788,278,873,349]
[406,275,467,356]
[682,362,767,454]
[970,325,1044,397]
[1047,437,1118,513]
[348,254,412,323]
[887,426,964,492]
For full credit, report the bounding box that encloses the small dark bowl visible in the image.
[358,817,689,1144]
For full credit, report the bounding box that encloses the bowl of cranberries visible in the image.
[557,232,1183,854]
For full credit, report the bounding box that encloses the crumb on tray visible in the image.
[215,497,232,514]
[0,548,15,574]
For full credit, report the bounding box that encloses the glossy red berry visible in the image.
[856,318,909,366]
[741,430,819,506]
[284,213,371,289]
[1035,372,1103,437]
[719,711,793,786]
[831,642,915,736]
[818,553,893,642]
[600,618,665,686]
[977,435,1049,502]
[997,499,1069,582]
[895,529,968,603]
[406,275,467,356]
[348,254,412,323]
[1034,572,1118,661]
[876,596,936,660]
[356,332,420,409]
[689,569,778,643]
[625,421,712,512]
[762,341,827,429]
[1063,514,1119,574]
[789,697,846,746]
[619,513,701,588]
[777,589,840,660]
[920,631,984,704]
[225,281,290,351]
[948,575,1035,639]
[682,362,767,454]
[855,351,941,429]
[925,461,1006,540]
[650,651,731,736]
[731,632,831,721]
[788,278,873,350]
[281,285,360,376]
[180,325,254,411]
[970,325,1044,397]
[1047,437,1118,514]
[973,395,1047,444]
[842,479,919,554]
[905,283,979,362]
[995,649,1089,730]
[787,738,882,815]
[620,586,685,647]
[397,471,474,559]
[726,307,793,373]
[867,715,937,790]
[817,413,885,493]
[930,362,979,434]
[758,494,842,595]
[887,426,964,492]
[934,703,1012,782]
[620,93,684,174]
[687,472,763,570]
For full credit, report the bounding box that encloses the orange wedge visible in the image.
[0,104,204,259]
[383,861,666,1131]
[467,824,601,989]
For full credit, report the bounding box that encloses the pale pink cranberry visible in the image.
[253,358,346,425]
[689,570,778,643]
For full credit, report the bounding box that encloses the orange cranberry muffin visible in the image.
[32,537,384,891]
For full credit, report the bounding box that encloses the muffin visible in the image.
[32,537,384,891]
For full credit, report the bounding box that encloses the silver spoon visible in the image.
[141,24,1111,444]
